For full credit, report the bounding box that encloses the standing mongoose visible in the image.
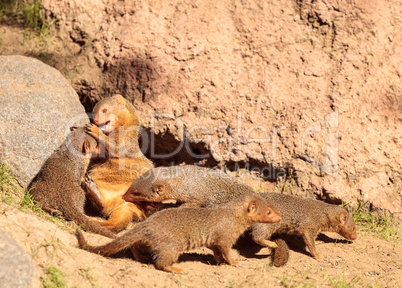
[29,127,116,239]
[124,169,357,266]
[251,193,357,266]
[122,165,255,207]
[76,193,281,273]
[84,94,154,233]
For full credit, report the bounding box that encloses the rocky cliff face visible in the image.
[1,0,400,216]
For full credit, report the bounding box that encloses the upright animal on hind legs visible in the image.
[84,94,154,233]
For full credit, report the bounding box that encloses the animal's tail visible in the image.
[65,206,116,239]
[76,229,139,257]
[272,238,290,267]
[90,202,145,233]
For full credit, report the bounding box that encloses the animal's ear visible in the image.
[151,183,165,196]
[248,200,258,214]
[339,212,348,225]
[113,94,126,105]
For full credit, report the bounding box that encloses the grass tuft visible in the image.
[41,266,67,288]
[0,0,57,40]
[350,201,401,243]
[21,187,44,213]
[0,162,22,205]
[0,162,45,213]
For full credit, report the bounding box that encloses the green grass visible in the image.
[0,162,45,212]
[281,174,293,193]
[327,275,361,288]
[79,266,95,286]
[322,267,386,288]
[349,201,401,243]
[276,266,380,288]
[21,187,44,213]
[0,162,89,241]
[0,162,22,205]
[41,266,67,288]
[0,162,76,234]
[275,270,317,288]
[0,0,57,40]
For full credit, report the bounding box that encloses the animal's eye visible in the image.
[102,109,107,113]
[267,210,271,215]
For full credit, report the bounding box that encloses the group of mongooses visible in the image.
[30,95,155,235]
[29,95,357,273]
[122,165,357,267]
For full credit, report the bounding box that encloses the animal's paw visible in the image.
[82,175,104,211]
[314,254,324,260]
[85,123,102,139]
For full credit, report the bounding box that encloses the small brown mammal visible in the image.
[251,193,357,265]
[123,165,254,207]
[29,127,116,239]
[124,167,356,266]
[84,94,154,233]
[76,194,281,273]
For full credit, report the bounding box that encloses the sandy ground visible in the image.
[0,199,400,288]
[0,1,401,287]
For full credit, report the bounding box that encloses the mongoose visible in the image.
[122,165,255,207]
[124,170,357,266]
[76,193,281,273]
[84,94,154,233]
[29,127,116,239]
[251,193,357,265]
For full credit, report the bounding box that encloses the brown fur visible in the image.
[123,165,255,207]
[29,127,116,239]
[84,95,154,233]
[124,169,357,266]
[271,239,289,267]
[123,166,356,266]
[252,193,357,266]
[76,194,281,273]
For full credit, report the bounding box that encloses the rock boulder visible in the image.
[0,55,88,187]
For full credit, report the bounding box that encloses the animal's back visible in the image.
[181,166,254,206]
[29,128,116,238]
[259,193,341,234]
[129,165,255,206]
[29,127,92,212]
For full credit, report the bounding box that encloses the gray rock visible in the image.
[0,229,38,288]
[0,55,88,187]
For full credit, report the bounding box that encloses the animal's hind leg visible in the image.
[153,250,183,274]
[131,243,151,263]
[42,206,63,217]
[302,233,322,259]
[210,246,225,264]
[214,243,237,265]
